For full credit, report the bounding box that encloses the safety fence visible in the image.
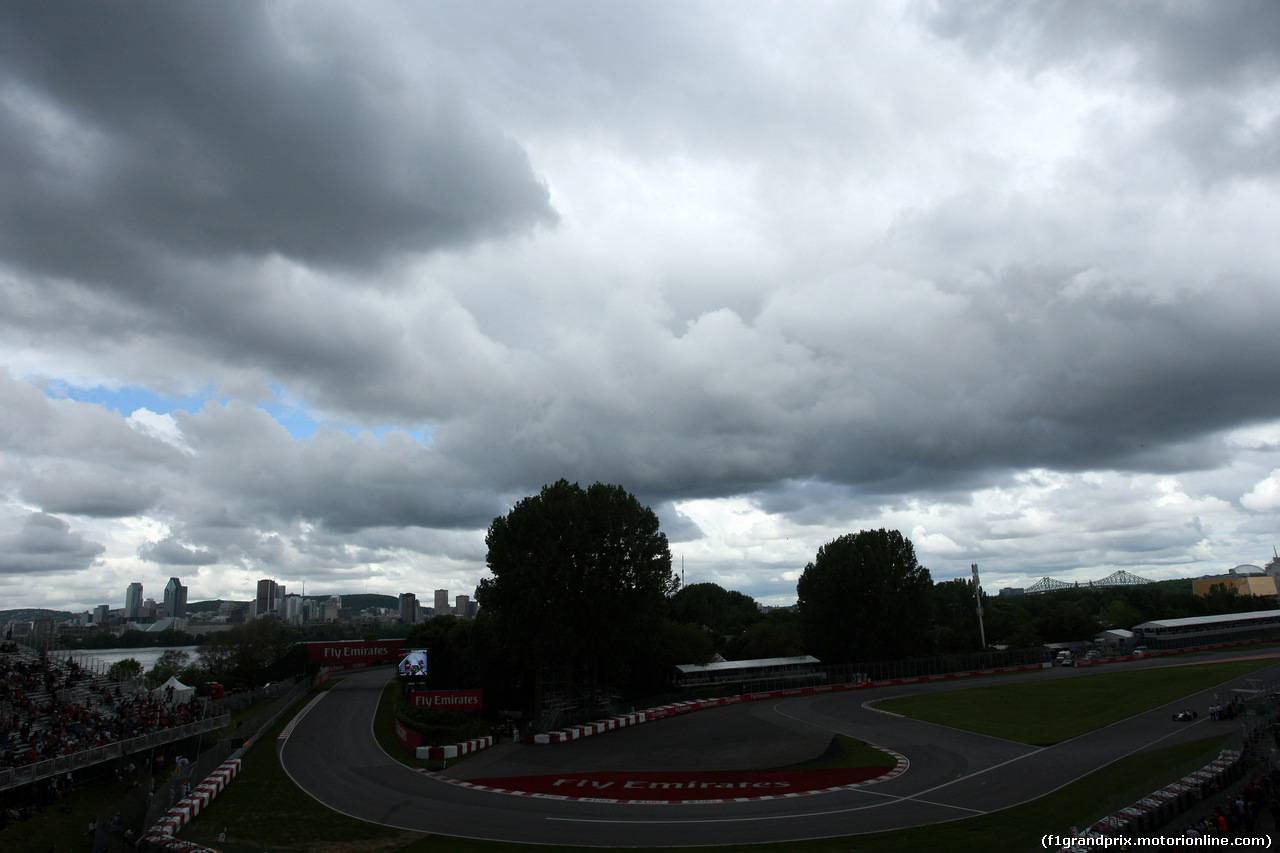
[542,646,1054,733]
[1059,674,1280,850]
[0,714,229,793]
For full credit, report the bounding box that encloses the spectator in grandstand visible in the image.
[0,646,208,771]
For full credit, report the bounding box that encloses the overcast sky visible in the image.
[3,1,1280,614]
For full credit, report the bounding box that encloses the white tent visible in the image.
[153,675,196,705]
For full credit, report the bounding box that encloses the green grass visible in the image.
[182,702,416,852]
[184,723,1232,853]
[878,658,1273,744]
[372,680,450,772]
[785,734,899,770]
[180,658,1263,852]
[0,774,140,853]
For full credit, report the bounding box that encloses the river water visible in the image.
[61,646,201,673]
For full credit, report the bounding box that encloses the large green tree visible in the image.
[476,479,678,709]
[196,616,292,685]
[796,529,933,663]
[671,582,762,635]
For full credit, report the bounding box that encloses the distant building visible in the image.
[399,593,419,624]
[434,589,450,617]
[125,582,143,618]
[1192,567,1278,599]
[256,579,285,618]
[1000,588,1025,596]
[218,601,246,623]
[281,594,304,625]
[1265,551,1280,584]
[1095,628,1135,652]
[454,594,473,619]
[320,596,342,622]
[162,577,188,618]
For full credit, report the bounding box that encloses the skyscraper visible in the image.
[163,577,187,619]
[434,589,449,616]
[125,582,143,619]
[256,579,284,618]
[399,592,419,624]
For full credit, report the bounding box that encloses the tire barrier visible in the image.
[1053,750,1242,852]
[140,758,241,852]
[417,735,494,760]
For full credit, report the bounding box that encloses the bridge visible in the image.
[1024,570,1153,594]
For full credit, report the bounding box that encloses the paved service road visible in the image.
[279,655,1280,846]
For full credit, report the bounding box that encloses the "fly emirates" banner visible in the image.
[410,690,483,711]
[304,640,400,670]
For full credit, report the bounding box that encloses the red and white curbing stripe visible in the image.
[417,735,494,760]
[420,752,908,805]
[142,758,241,852]
[278,692,328,741]
[526,665,1054,745]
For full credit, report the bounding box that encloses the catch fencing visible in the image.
[540,646,1053,733]
[0,714,229,793]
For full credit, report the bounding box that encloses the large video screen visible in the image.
[398,649,429,676]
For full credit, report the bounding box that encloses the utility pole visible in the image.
[972,563,987,649]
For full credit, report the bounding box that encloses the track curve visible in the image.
[279,654,1280,846]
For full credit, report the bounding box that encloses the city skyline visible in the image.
[1,574,480,620]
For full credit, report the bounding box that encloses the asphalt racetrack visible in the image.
[278,652,1280,846]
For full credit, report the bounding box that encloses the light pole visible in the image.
[972,563,987,649]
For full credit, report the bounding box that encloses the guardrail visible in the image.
[0,713,230,792]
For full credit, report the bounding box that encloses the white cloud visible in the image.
[1242,470,1280,511]
[127,408,191,453]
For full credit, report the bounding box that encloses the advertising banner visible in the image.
[304,640,399,670]
[410,690,483,712]
[395,718,422,749]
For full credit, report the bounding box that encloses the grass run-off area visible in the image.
[181,659,1265,853]
[877,658,1275,745]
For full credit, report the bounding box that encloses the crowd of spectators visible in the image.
[1181,768,1280,839]
[0,643,207,771]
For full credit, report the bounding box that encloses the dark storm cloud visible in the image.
[138,536,219,567]
[0,370,184,470]
[427,268,1280,515]
[0,510,104,575]
[173,403,508,533]
[1,2,1279,610]
[20,467,160,518]
[924,0,1280,90]
[0,0,556,290]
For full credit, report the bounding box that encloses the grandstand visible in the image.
[675,655,825,689]
[1132,609,1280,649]
[0,642,226,792]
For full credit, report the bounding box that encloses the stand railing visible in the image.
[0,714,229,792]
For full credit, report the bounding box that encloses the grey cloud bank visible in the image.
[0,1,1278,612]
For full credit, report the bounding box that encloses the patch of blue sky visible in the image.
[341,425,433,443]
[255,400,320,438]
[44,380,432,444]
[46,380,216,419]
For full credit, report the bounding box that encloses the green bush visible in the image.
[393,694,482,746]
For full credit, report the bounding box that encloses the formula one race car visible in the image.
[1172,709,1199,721]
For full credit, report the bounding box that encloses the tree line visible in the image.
[409,479,1279,725]
[102,617,314,688]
